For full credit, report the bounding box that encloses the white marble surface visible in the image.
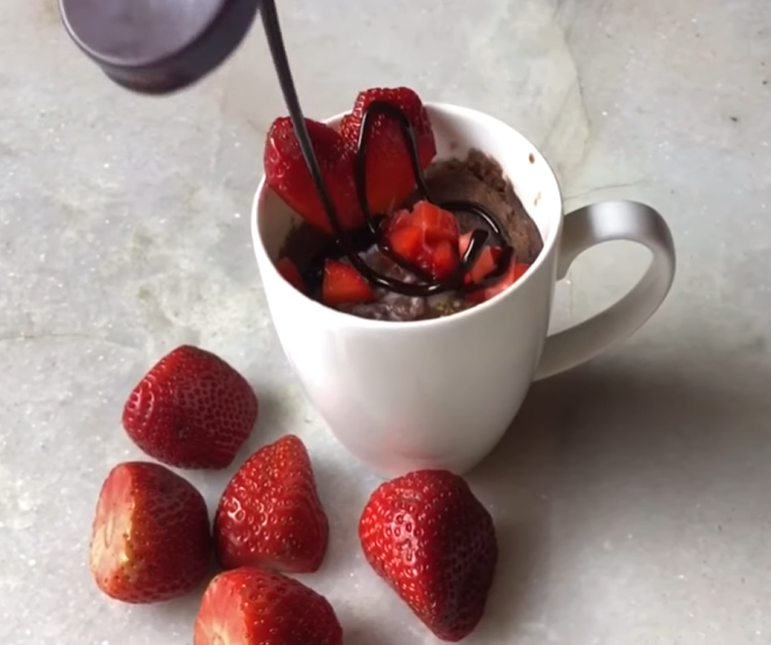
[2,0,771,644]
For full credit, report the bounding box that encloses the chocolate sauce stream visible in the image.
[261,0,513,298]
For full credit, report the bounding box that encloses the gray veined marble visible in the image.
[1,0,770,644]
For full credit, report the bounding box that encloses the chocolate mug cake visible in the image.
[265,87,544,322]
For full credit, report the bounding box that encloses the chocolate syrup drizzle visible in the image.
[262,0,513,297]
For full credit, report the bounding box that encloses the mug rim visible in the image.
[251,102,564,331]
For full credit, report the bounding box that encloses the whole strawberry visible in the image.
[194,567,343,645]
[122,345,258,469]
[359,469,498,642]
[89,461,212,604]
[214,434,329,573]
[340,86,437,215]
[264,116,364,234]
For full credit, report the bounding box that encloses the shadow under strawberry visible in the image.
[309,455,372,571]
[461,519,543,642]
[457,389,558,639]
[142,570,212,634]
[336,610,394,645]
[230,386,287,461]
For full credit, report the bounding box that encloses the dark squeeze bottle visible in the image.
[58,0,513,297]
[58,0,262,95]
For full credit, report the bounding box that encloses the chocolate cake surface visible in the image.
[421,149,542,264]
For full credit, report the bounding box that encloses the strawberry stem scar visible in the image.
[261,0,514,297]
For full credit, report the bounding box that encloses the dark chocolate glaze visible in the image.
[59,0,513,296]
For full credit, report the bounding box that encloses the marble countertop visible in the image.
[2,0,770,643]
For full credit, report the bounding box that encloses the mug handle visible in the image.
[535,200,676,381]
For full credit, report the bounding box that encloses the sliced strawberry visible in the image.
[264,117,363,234]
[322,259,374,306]
[340,87,437,215]
[466,260,531,304]
[275,257,307,294]
[384,201,460,279]
[194,567,343,645]
[122,345,259,470]
[214,435,329,574]
[90,462,212,604]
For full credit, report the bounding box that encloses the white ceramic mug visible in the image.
[251,103,676,477]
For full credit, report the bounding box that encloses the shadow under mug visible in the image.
[251,103,676,477]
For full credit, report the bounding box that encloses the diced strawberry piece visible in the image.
[465,246,502,285]
[322,260,374,306]
[432,240,460,280]
[384,207,413,234]
[383,201,461,279]
[410,200,460,245]
[340,87,437,215]
[466,261,531,304]
[458,231,474,257]
[459,229,516,286]
[387,225,423,261]
[264,117,364,234]
[275,258,307,294]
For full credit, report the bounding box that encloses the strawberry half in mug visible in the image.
[122,345,259,469]
[264,117,364,234]
[359,469,499,642]
[340,86,437,215]
[264,86,437,235]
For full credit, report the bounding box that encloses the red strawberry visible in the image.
[466,260,530,304]
[359,469,498,642]
[264,117,364,234]
[397,200,460,245]
[214,435,329,574]
[385,200,461,279]
[275,257,307,294]
[194,567,343,645]
[89,461,212,604]
[322,259,374,306]
[458,231,476,257]
[122,345,258,470]
[431,240,460,280]
[459,231,503,285]
[340,87,437,215]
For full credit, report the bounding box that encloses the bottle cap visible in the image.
[59,0,261,94]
